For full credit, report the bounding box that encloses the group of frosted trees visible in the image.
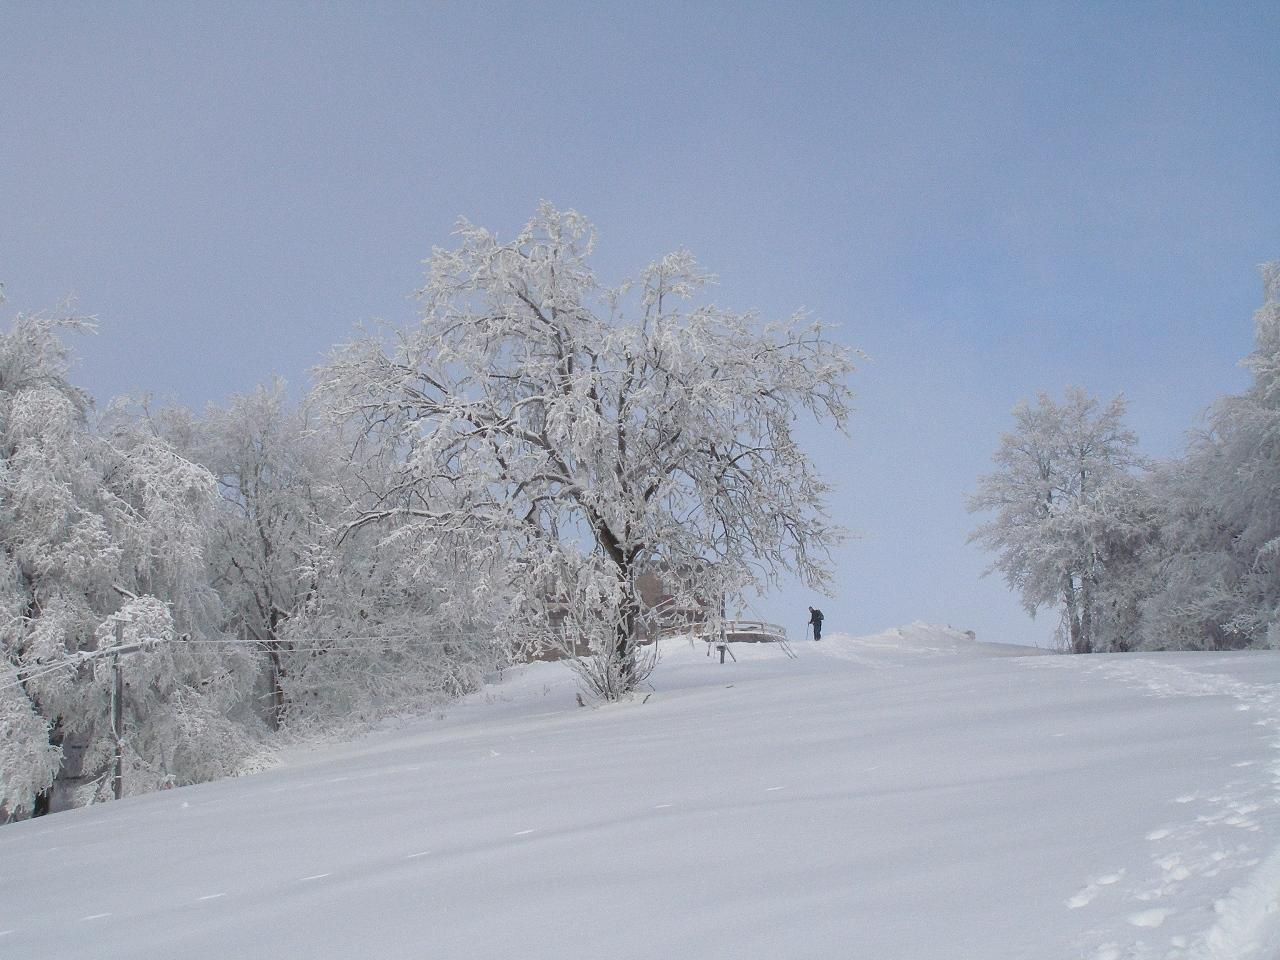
[0,311,262,818]
[970,264,1280,653]
[0,315,505,820]
[1,205,851,819]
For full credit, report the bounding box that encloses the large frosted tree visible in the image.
[320,204,854,698]
[968,388,1144,653]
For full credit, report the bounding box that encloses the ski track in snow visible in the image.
[1031,656,1280,959]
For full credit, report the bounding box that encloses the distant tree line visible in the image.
[0,205,851,820]
[970,263,1280,654]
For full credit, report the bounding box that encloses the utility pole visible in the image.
[111,616,127,801]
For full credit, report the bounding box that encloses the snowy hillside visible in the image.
[5,624,1280,959]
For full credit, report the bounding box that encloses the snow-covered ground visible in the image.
[5,624,1280,959]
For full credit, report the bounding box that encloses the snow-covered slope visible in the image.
[5,625,1280,960]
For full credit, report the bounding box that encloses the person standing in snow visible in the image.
[808,606,824,641]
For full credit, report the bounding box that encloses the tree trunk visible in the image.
[265,609,287,728]
[266,646,286,730]
[595,521,640,698]
[1063,574,1089,654]
[1079,576,1095,655]
[613,574,639,694]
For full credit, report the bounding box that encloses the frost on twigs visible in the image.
[0,670,61,820]
[1133,262,1280,650]
[319,203,855,701]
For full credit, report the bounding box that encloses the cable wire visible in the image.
[1,631,507,693]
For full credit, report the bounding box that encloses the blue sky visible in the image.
[3,2,1277,645]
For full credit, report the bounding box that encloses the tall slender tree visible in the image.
[968,388,1143,653]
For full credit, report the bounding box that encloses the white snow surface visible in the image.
[6,623,1280,959]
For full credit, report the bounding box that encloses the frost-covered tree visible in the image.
[277,513,505,726]
[1081,474,1161,652]
[0,306,260,819]
[320,204,854,699]
[154,381,336,725]
[1135,263,1280,649]
[158,380,501,728]
[968,388,1144,654]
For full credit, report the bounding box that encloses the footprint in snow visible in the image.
[1154,855,1190,882]
[1065,870,1125,908]
[1127,907,1172,928]
[1066,889,1095,909]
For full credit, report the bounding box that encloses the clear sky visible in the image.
[3,2,1278,646]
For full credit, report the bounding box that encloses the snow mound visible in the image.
[810,620,1047,663]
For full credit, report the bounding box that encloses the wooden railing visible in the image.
[687,619,788,643]
[726,619,788,642]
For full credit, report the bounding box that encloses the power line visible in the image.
[0,640,164,693]
[183,634,491,650]
[1,631,504,694]
[0,657,88,691]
